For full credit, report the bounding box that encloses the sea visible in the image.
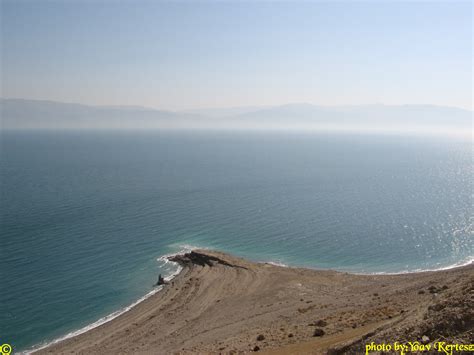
[1,130,472,352]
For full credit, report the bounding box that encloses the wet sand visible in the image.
[37,250,473,354]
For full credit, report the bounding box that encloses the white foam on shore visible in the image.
[157,243,209,264]
[263,260,289,267]
[23,286,165,354]
[22,247,192,355]
[260,254,473,276]
[363,255,474,276]
[20,245,472,353]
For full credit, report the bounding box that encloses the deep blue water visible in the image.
[1,131,472,351]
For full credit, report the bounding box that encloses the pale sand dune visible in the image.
[38,250,473,354]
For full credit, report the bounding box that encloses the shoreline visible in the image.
[24,255,184,355]
[34,249,473,354]
[355,256,474,276]
[26,249,473,354]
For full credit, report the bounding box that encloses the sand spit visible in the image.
[38,250,473,354]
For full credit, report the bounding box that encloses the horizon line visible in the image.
[1,96,473,113]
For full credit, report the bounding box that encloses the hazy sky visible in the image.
[1,1,472,110]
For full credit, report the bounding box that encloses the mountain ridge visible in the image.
[1,98,471,133]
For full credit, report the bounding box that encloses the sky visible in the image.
[1,0,472,111]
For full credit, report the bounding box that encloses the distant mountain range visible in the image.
[1,98,472,135]
[0,98,203,130]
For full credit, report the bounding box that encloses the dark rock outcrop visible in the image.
[156,274,167,286]
[169,251,248,269]
[313,328,325,337]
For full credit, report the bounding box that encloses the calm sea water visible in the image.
[1,131,472,351]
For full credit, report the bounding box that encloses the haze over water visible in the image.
[1,130,472,351]
[1,0,473,351]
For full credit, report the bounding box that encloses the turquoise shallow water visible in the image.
[1,131,472,351]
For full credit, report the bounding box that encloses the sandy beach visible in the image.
[37,250,473,354]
